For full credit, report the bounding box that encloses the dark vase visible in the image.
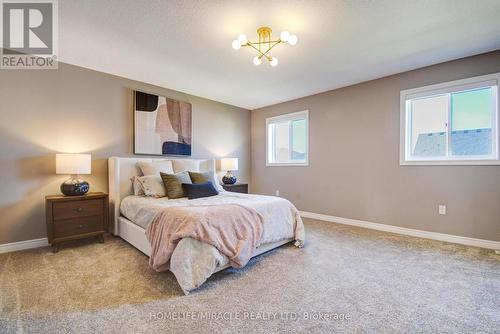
[222,171,237,185]
[61,177,90,196]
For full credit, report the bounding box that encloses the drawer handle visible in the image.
[78,224,83,229]
[76,207,83,213]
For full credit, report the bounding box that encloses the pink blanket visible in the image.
[145,204,264,271]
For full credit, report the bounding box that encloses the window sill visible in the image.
[400,159,500,166]
[266,162,309,167]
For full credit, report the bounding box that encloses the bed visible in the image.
[108,157,305,293]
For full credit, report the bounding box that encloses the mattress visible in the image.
[120,192,300,244]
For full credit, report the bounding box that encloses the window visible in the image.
[266,110,309,166]
[400,73,500,165]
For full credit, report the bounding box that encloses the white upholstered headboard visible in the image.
[108,156,216,234]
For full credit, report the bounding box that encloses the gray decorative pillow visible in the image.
[160,172,192,199]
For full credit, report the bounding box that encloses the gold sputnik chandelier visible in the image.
[231,26,298,66]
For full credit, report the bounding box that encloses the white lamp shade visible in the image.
[220,158,238,171]
[56,154,91,175]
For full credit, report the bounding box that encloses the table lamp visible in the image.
[56,153,91,196]
[220,158,238,185]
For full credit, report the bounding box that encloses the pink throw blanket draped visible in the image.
[146,204,264,271]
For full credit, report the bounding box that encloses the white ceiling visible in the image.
[59,0,500,110]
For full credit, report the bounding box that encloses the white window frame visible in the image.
[266,110,309,166]
[400,72,500,166]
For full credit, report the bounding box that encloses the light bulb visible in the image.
[232,40,241,50]
[253,56,261,66]
[280,31,290,42]
[288,34,298,46]
[270,57,278,67]
[238,34,248,45]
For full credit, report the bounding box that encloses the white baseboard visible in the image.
[0,238,49,254]
[2,214,498,253]
[300,211,500,251]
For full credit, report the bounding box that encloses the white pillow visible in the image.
[137,160,174,176]
[172,159,200,173]
[137,175,166,198]
[211,172,224,192]
[130,176,145,196]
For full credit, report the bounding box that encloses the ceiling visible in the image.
[59,0,500,110]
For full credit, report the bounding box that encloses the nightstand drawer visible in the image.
[53,199,103,220]
[53,216,104,239]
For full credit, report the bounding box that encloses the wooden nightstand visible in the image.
[222,183,248,194]
[45,192,109,252]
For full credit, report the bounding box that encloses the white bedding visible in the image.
[119,192,305,293]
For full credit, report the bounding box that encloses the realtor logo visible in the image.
[1,0,58,69]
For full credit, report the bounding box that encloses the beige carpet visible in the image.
[1,218,499,333]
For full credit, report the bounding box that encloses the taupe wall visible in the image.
[0,63,250,244]
[252,50,500,241]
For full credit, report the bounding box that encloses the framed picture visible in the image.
[134,90,192,156]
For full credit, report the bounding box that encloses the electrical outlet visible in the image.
[438,205,446,215]
[275,190,280,197]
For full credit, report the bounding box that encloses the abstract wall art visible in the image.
[134,90,192,156]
